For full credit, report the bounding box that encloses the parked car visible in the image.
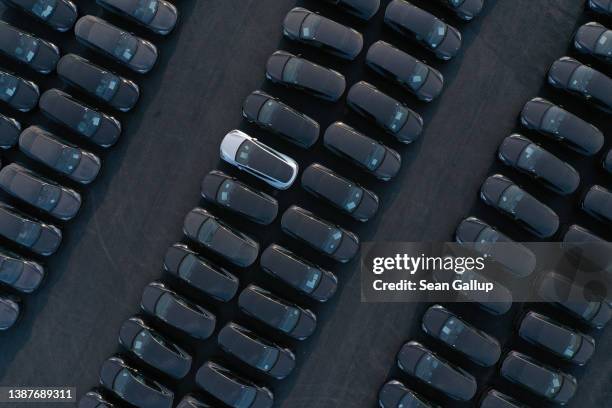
[176,395,211,408]
[500,351,577,404]
[0,21,59,73]
[519,311,595,365]
[378,380,436,408]
[440,0,483,21]
[319,0,380,20]
[119,316,192,379]
[498,134,580,195]
[562,224,612,280]
[19,126,102,184]
[183,207,259,267]
[574,22,612,62]
[366,40,443,102]
[347,81,423,144]
[196,361,273,408]
[480,174,559,238]
[1,0,77,31]
[141,281,216,339]
[588,0,612,17]
[260,244,338,302]
[39,89,121,148]
[57,54,140,112]
[218,322,296,379]
[163,243,239,302]
[548,57,612,113]
[0,113,20,148]
[479,389,527,408]
[74,15,158,74]
[0,202,61,256]
[266,50,346,101]
[582,185,612,224]
[520,97,603,156]
[201,170,278,225]
[96,0,178,35]
[397,341,477,401]
[384,0,462,60]
[324,122,401,181]
[0,295,19,330]
[242,90,319,148]
[78,390,115,408]
[220,129,299,190]
[604,149,612,174]
[238,284,317,340]
[0,70,39,112]
[99,356,173,408]
[0,250,44,293]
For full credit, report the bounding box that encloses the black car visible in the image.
[588,0,612,16]
[479,389,527,408]
[548,57,612,113]
[397,341,477,401]
[99,356,173,408]
[242,90,319,148]
[97,0,178,35]
[260,244,338,302]
[163,243,239,302]
[440,0,483,21]
[0,70,39,112]
[0,113,20,148]
[57,54,140,112]
[324,122,401,181]
[574,22,612,62]
[0,203,61,256]
[422,304,501,367]
[19,126,102,184]
[1,0,77,32]
[218,322,296,379]
[119,316,192,379]
[302,163,379,222]
[500,351,577,404]
[480,174,559,238]
[0,21,59,74]
[39,89,122,148]
[238,284,317,340]
[366,41,443,102]
[266,50,346,101]
[519,311,595,365]
[196,361,273,408]
[384,0,462,60]
[562,224,612,280]
[75,15,159,74]
[378,380,436,408]
[498,134,580,195]
[177,395,211,408]
[0,250,44,293]
[183,207,259,267]
[141,281,216,339]
[283,7,363,60]
[0,295,19,330]
[582,184,612,224]
[520,97,604,156]
[201,170,278,225]
[281,205,360,263]
[319,0,380,20]
[78,390,115,408]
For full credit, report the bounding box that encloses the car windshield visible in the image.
[322,227,343,254]
[14,33,39,63]
[36,185,61,211]
[427,20,447,48]
[216,180,236,206]
[76,110,101,137]
[517,144,544,173]
[279,307,300,332]
[301,14,321,40]
[568,65,594,94]
[234,387,256,408]
[474,227,499,256]
[56,147,81,174]
[282,58,302,84]
[113,33,138,62]
[197,218,219,244]
[256,347,280,371]
[408,62,429,91]
[562,333,581,358]
[415,354,439,384]
[498,185,524,216]
[133,0,159,24]
[178,254,197,279]
[365,143,385,170]
[595,31,612,57]
[300,268,322,293]
[580,301,600,319]
[387,104,409,133]
[154,292,174,319]
[0,73,18,103]
[113,369,132,396]
[132,330,154,358]
[439,317,466,346]
[399,393,426,408]
[31,0,57,20]
[540,106,567,135]
[95,73,121,101]
[343,185,363,213]
[236,140,255,166]
[16,218,40,246]
[544,373,563,398]
[258,100,278,126]
[449,0,466,5]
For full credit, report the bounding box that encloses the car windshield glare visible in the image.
[36,185,61,211]
[56,147,81,173]
[31,0,57,20]
[95,73,121,101]
[234,387,256,408]
[14,34,39,63]
[113,33,138,62]
[113,369,132,396]
[17,219,40,246]
[301,14,321,40]
[365,143,385,170]
[474,227,499,255]
[132,330,154,358]
[517,144,544,173]
[258,100,278,125]
[408,62,429,91]
[133,0,159,24]
[562,333,581,358]
[387,104,409,133]
[216,180,236,206]
[77,110,101,137]
[415,354,439,383]
[595,31,612,57]
[0,73,18,103]
[300,268,321,293]
[427,20,447,48]
[498,185,524,216]
[279,307,300,332]
[568,65,594,94]
[540,106,567,135]
[322,227,343,254]
[449,0,466,6]
[282,58,302,84]
[197,218,219,244]
[439,316,465,346]
[256,347,280,371]
[343,185,363,212]
[544,373,563,398]
[236,140,254,166]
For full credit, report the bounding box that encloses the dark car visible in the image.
[519,311,595,365]
[97,0,178,35]
[283,7,363,60]
[384,0,462,60]
[302,163,379,222]
[119,316,192,379]
[422,304,501,367]
[99,356,173,408]
[440,0,483,21]
[324,122,401,181]
[1,0,77,32]
[0,250,44,293]
[177,395,211,408]
[196,361,273,408]
[265,50,346,101]
[378,380,436,408]
[0,70,39,112]
[500,351,577,404]
[347,81,423,144]
[78,390,115,408]
[39,89,122,148]
[281,205,360,263]
[57,54,140,112]
[574,22,612,62]
[74,15,159,74]
[242,90,319,148]
[141,281,216,339]
[0,295,19,330]
[480,174,559,238]
[163,243,239,302]
[0,113,20,148]
[548,57,612,113]
[238,284,317,340]
[397,341,477,401]
[479,389,527,408]
[260,244,338,302]
[0,21,59,73]
[201,170,278,225]
[498,134,580,195]
[0,203,61,256]
[588,0,612,16]
[366,41,443,102]
[604,149,612,174]
[218,322,296,379]
[582,185,612,224]
[19,126,102,184]
[562,224,612,281]
[319,0,380,20]
[520,97,604,156]
[183,207,259,267]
